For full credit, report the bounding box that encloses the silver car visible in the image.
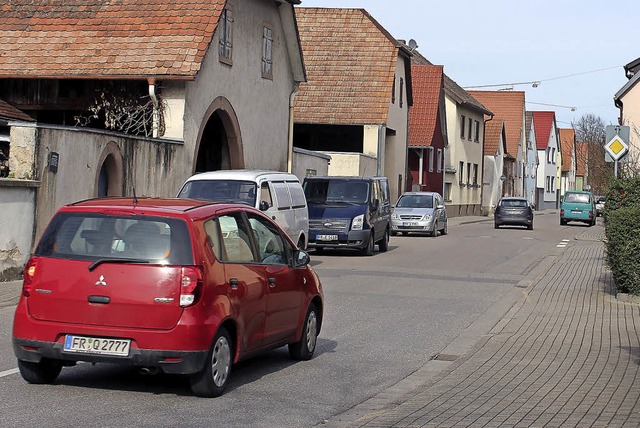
[391,192,448,237]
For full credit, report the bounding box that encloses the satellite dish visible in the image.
[408,39,418,50]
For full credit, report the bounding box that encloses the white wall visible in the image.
[0,180,37,274]
[182,0,298,177]
[385,56,410,202]
[444,95,484,209]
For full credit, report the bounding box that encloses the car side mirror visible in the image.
[437,204,445,210]
[293,250,310,267]
[259,201,270,211]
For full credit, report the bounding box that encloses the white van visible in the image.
[177,170,309,249]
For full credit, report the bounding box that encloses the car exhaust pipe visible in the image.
[139,367,160,375]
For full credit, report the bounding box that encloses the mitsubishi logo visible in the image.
[95,275,107,286]
[324,222,333,228]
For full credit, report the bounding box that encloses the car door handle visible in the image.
[229,278,238,289]
[88,295,110,304]
[268,277,276,287]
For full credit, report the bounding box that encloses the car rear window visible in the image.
[501,199,528,208]
[35,212,194,265]
[564,193,591,203]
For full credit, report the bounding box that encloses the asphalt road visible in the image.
[0,212,591,427]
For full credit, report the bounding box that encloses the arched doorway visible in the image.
[96,142,123,197]
[195,97,243,173]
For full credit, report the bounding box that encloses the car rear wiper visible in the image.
[88,258,150,271]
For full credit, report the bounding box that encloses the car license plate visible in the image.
[403,222,418,226]
[64,335,131,356]
[316,234,338,241]
[572,210,582,214]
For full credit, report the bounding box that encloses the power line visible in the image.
[463,65,622,90]
[526,101,576,111]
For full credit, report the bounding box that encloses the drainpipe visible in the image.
[377,125,385,176]
[418,149,424,188]
[148,78,159,138]
[287,83,299,173]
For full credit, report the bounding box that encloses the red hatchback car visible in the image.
[12,197,323,397]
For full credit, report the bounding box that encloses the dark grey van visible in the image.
[303,176,391,256]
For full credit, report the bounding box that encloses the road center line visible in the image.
[0,368,18,378]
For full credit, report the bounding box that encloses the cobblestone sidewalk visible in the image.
[332,232,640,427]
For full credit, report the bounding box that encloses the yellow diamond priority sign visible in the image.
[605,135,629,161]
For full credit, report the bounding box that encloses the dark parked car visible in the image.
[303,176,391,256]
[12,197,323,397]
[494,197,534,230]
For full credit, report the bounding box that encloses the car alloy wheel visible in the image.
[289,303,319,360]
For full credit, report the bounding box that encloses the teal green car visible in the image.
[560,191,596,226]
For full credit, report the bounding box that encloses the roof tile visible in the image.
[0,0,225,79]
[408,64,443,148]
[294,8,401,125]
[467,90,525,157]
[559,128,575,172]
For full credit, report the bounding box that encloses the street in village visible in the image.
[0,212,637,427]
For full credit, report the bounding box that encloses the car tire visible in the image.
[560,219,567,226]
[297,236,305,250]
[528,223,533,230]
[494,222,499,229]
[314,247,324,253]
[190,327,233,398]
[441,220,448,235]
[289,303,319,361]
[362,231,375,256]
[390,230,397,236]
[377,228,389,252]
[431,221,438,237]
[18,358,62,384]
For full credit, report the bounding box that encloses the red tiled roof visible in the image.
[0,99,34,121]
[484,119,504,155]
[0,0,226,79]
[294,8,400,125]
[467,91,525,157]
[531,111,556,150]
[575,142,588,176]
[559,128,575,172]
[408,65,443,148]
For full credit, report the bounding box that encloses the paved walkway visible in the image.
[324,226,640,427]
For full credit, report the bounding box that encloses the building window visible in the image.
[219,6,234,64]
[473,164,478,186]
[459,161,464,185]
[428,147,434,172]
[391,75,396,104]
[468,118,472,140]
[437,148,442,172]
[546,176,550,192]
[551,177,555,192]
[551,147,556,164]
[467,162,472,184]
[444,182,452,201]
[399,77,404,108]
[460,115,466,138]
[474,120,480,142]
[261,24,273,79]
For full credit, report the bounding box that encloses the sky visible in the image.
[299,0,640,128]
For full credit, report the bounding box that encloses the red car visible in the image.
[12,197,323,397]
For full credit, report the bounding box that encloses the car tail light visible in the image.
[589,210,594,218]
[561,209,564,216]
[180,266,203,307]
[22,257,39,297]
